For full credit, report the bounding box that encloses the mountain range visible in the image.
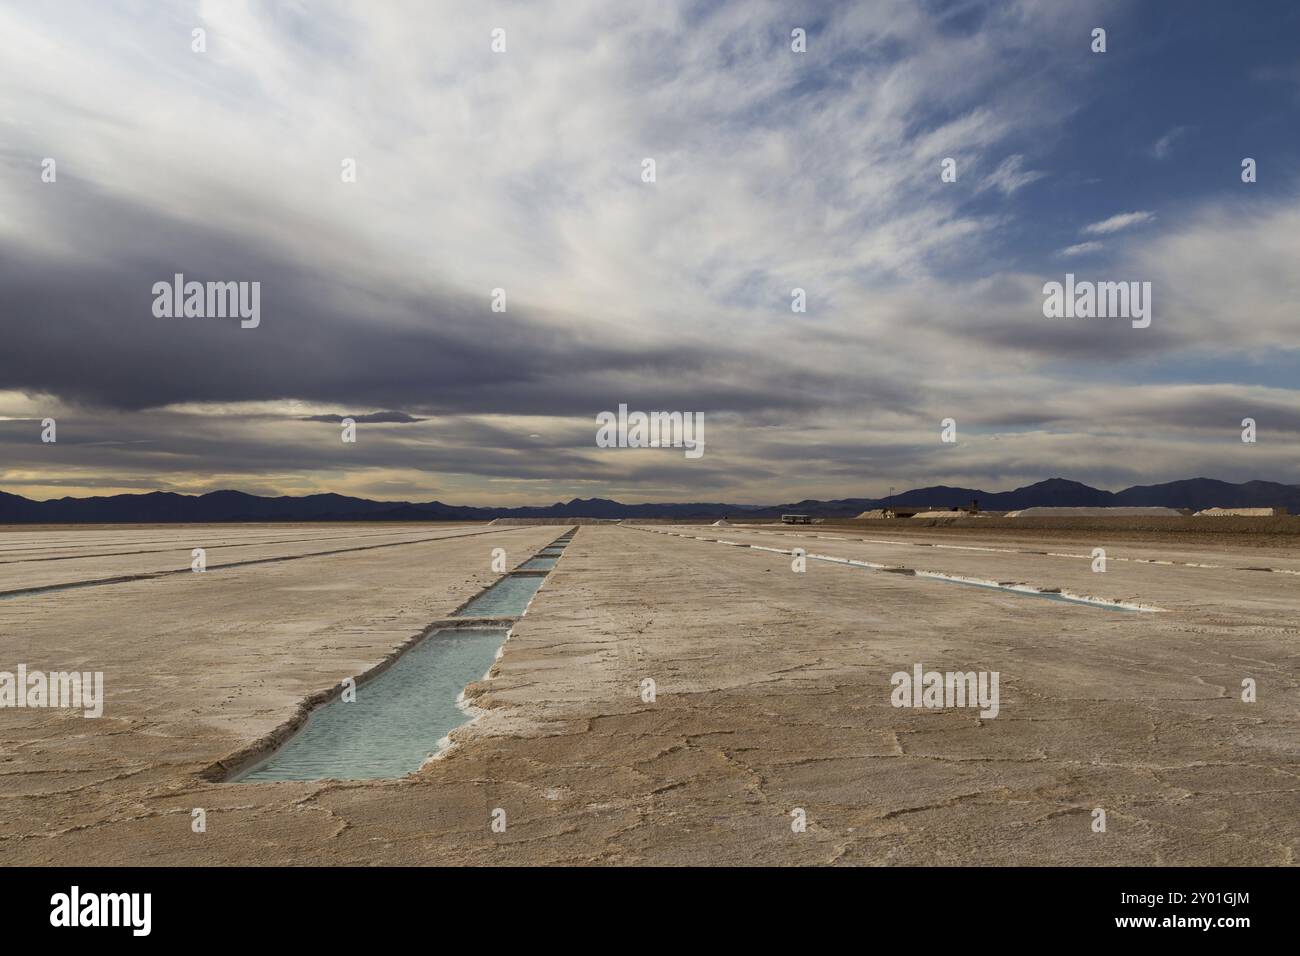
[1,477,1296,523]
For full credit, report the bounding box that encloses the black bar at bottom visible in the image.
[0,866,1285,942]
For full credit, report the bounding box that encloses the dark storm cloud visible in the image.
[302,411,427,423]
[0,413,613,484]
[0,180,864,419]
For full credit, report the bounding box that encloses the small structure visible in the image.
[781,514,813,524]
[880,505,963,518]
[856,500,986,520]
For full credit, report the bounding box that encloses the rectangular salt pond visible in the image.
[237,626,509,781]
[453,573,545,617]
[920,573,1146,611]
[821,557,1153,612]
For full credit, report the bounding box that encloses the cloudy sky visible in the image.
[2,0,1298,505]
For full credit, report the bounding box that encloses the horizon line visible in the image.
[4,474,1297,510]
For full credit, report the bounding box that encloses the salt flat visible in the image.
[0,524,490,594]
[0,523,1295,865]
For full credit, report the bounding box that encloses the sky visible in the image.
[1,0,1298,505]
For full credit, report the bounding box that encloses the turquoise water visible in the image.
[234,534,572,782]
[453,573,545,617]
[237,627,510,781]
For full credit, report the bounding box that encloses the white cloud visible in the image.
[1082,210,1156,235]
[1132,196,1300,351]
[1057,241,1103,257]
[980,154,1046,196]
[1151,126,1187,159]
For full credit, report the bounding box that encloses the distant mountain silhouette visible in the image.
[2,477,1297,523]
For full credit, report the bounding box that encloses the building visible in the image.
[858,500,978,519]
